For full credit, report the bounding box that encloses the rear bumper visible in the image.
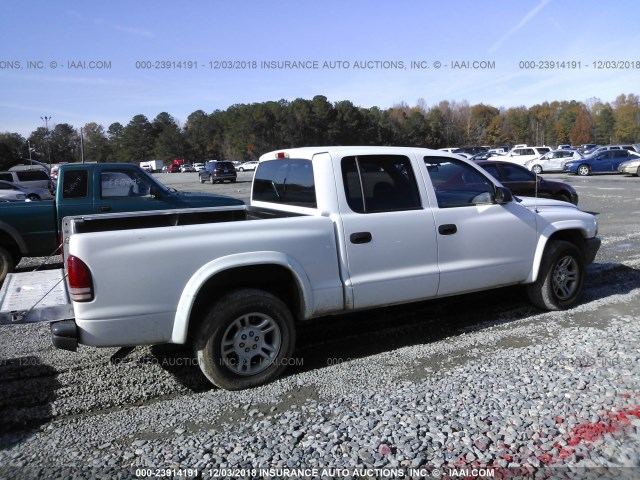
[51,319,78,351]
[584,237,601,265]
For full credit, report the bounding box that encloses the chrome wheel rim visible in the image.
[221,313,281,376]
[578,165,589,176]
[552,255,579,300]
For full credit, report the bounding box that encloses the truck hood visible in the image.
[174,191,245,206]
[516,196,578,211]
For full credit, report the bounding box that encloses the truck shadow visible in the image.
[150,262,640,391]
[0,358,60,449]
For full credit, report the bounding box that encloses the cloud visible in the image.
[489,0,552,53]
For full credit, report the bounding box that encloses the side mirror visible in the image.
[494,186,513,204]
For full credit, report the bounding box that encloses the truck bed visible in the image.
[65,205,305,235]
[0,269,73,325]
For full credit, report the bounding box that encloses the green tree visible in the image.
[613,94,640,143]
[49,123,79,164]
[152,112,184,161]
[106,122,126,162]
[82,122,110,163]
[592,103,615,145]
[122,115,154,162]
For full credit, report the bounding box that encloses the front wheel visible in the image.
[577,164,590,176]
[526,240,585,311]
[531,165,543,174]
[194,289,296,390]
[238,167,244,172]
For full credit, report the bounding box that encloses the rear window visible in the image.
[62,170,88,199]
[253,159,316,208]
[16,170,49,181]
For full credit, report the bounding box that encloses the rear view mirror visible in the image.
[495,186,513,204]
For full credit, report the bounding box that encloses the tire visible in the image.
[0,246,16,283]
[527,240,585,311]
[238,167,244,172]
[199,176,205,184]
[209,175,215,185]
[532,165,543,174]
[577,164,590,176]
[194,289,296,390]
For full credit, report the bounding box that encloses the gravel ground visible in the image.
[0,173,639,479]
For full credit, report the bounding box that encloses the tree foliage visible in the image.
[2,93,638,166]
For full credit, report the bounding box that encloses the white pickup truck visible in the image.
[1,147,600,390]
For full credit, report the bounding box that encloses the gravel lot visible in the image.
[1,171,639,479]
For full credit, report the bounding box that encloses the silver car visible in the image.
[0,180,53,200]
[525,149,583,174]
[617,156,640,176]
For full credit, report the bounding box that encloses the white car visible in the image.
[193,163,205,172]
[525,149,583,174]
[497,146,551,166]
[0,180,53,200]
[237,161,259,172]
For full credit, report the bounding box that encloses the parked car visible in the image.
[524,149,583,173]
[453,146,489,155]
[579,144,598,154]
[469,152,504,162]
[237,161,259,172]
[193,163,205,172]
[618,157,640,176]
[564,150,640,176]
[0,185,27,201]
[0,180,53,200]
[180,164,195,173]
[0,169,52,190]
[496,146,552,165]
[198,160,237,183]
[166,164,181,173]
[477,160,578,205]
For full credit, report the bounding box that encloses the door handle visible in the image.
[438,224,457,235]
[100,205,112,212]
[350,232,372,244]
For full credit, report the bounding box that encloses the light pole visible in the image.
[41,115,52,168]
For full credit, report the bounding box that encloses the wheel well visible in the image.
[0,232,22,263]
[547,230,583,251]
[186,264,302,343]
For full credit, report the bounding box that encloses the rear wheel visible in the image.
[527,240,584,311]
[194,289,296,390]
[0,246,16,283]
[532,165,543,174]
[577,164,590,176]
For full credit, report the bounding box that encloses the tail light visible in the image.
[67,255,94,302]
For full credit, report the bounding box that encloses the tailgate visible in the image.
[0,269,73,325]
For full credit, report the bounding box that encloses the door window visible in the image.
[341,155,421,213]
[424,157,495,208]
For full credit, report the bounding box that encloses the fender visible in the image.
[527,220,590,283]
[170,251,313,344]
[0,220,28,254]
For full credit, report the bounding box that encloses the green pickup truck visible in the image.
[0,162,244,281]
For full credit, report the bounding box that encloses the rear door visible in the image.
[337,154,440,309]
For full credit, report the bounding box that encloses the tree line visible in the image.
[1,93,638,166]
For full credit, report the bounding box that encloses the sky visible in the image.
[1,0,639,137]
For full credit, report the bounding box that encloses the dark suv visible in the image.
[198,160,237,184]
